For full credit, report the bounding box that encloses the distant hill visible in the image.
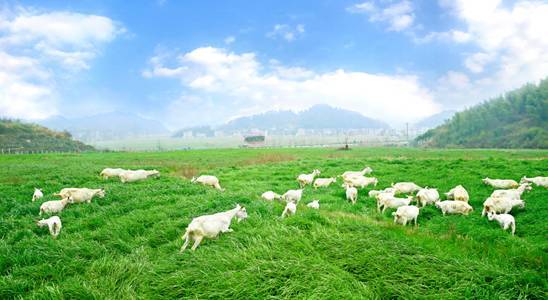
[39,112,170,142]
[413,110,456,129]
[0,119,94,152]
[223,104,388,132]
[416,79,548,149]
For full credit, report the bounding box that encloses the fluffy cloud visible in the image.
[224,36,236,45]
[143,47,440,127]
[267,24,305,41]
[347,1,415,32]
[0,7,123,120]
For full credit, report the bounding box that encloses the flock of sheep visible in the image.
[31,164,546,252]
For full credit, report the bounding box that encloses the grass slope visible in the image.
[0,148,547,299]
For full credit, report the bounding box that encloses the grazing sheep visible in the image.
[344,176,378,189]
[297,170,321,188]
[261,191,282,201]
[341,167,373,180]
[345,185,358,204]
[444,185,469,202]
[180,204,248,252]
[191,175,224,191]
[36,216,62,239]
[392,182,422,194]
[481,197,525,216]
[313,177,337,189]
[54,188,81,199]
[32,188,43,202]
[378,196,413,213]
[482,177,519,189]
[282,189,304,203]
[100,168,126,179]
[369,187,396,198]
[520,176,548,188]
[120,170,160,183]
[491,183,531,200]
[487,213,516,236]
[281,202,297,218]
[435,201,473,216]
[65,188,105,204]
[415,188,440,207]
[307,200,320,209]
[40,197,70,215]
[392,205,419,226]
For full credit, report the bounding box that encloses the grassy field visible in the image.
[0,147,547,299]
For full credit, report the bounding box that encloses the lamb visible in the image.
[32,188,43,202]
[343,176,378,189]
[40,197,70,215]
[378,196,412,213]
[191,175,224,191]
[345,185,358,204]
[282,189,303,203]
[520,176,548,188]
[307,200,320,209]
[313,177,336,189]
[481,197,525,216]
[392,205,419,226]
[261,191,282,201]
[487,213,516,236]
[297,169,321,188]
[415,188,440,207]
[392,182,422,194]
[100,168,126,179]
[65,188,105,204]
[482,177,519,189]
[435,200,473,216]
[281,202,297,218]
[368,187,396,198]
[444,185,469,202]
[120,170,160,183]
[341,167,373,180]
[180,204,248,252]
[36,216,62,239]
[490,183,531,200]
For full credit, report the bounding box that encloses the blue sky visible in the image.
[1,0,547,129]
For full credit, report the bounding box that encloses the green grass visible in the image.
[0,147,547,299]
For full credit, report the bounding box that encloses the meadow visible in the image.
[0,147,547,299]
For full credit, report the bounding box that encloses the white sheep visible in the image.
[281,202,297,218]
[282,189,303,203]
[481,197,525,216]
[66,188,105,204]
[490,183,531,200]
[415,188,440,207]
[120,170,160,183]
[191,175,224,191]
[261,191,282,201]
[307,200,320,209]
[180,204,248,252]
[482,177,519,189]
[368,187,396,198]
[487,213,516,236]
[435,200,473,216]
[40,197,70,215]
[100,168,126,179]
[392,182,422,194]
[297,169,320,188]
[32,188,43,202]
[520,176,548,188]
[313,177,336,189]
[341,167,373,180]
[53,188,80,199]
[343,176,378,189]
[36,216,62,239]
[378,196,412,213]
[345,185,358,205]
[444,185,469,202]
[392,205,419,226]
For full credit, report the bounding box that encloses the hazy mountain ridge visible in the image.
[413,110,456,129]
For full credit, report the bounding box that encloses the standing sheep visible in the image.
[282,189,304,203]
[40,197,70,215]
[32,188,43,202]
[415,188,440,207]
[307,200,320,209]
[445,185,469,202]
[392,182,422,194]
[261,191,282,201]
[482,177,519,189]
[100,168,126,179]
[120,170,160,183]
[36,216,62,239]
[297,170,321,188]
[281,202,297,218]
[481,197,525,217]
[435,201,473,216]
[191,175,224,191]
[65,188,105,204]
[392,205,419,226]
[487,213,516,236]
[520,176,548,188]
[491,183,531,200]
[345,185,358,205]
[344,176,378,189]
[313,177,337,189]
[341,167,373,180]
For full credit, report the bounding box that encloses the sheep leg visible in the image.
[414,217,418,227]
[382,207,386,214]
[191,236,203,251]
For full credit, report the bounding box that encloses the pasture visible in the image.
[0,148,547,298]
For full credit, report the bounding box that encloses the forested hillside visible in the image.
[0,119,94,152]
[416,78,548,148]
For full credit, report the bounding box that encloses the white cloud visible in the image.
[267,24,305,41]
[348,1,415,32]
[224,35,236,45]
[0,7,123,120]
[143,47,440,127]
